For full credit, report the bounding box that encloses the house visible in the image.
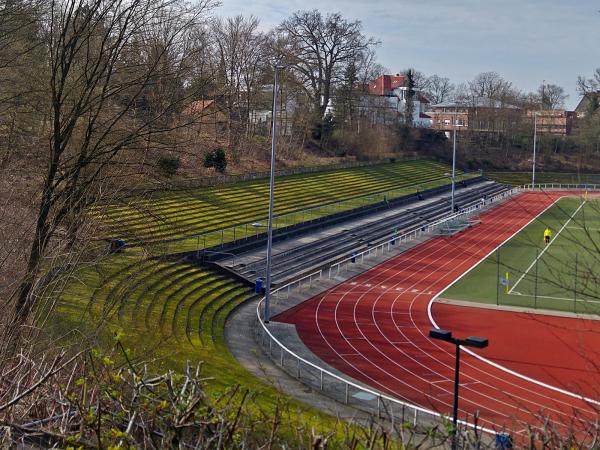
[428,98,520,134]
[354,74,432,127]
[526,110,577,136]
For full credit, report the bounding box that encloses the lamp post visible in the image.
[451,106,458,213]
[429,329,489,450]
[532,112,537,188]
[264,64,285,323]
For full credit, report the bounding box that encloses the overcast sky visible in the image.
[216,0,600,109]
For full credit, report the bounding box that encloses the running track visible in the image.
[275,191,600,438]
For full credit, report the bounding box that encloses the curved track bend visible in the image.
[275,191,600,438]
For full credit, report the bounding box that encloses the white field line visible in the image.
[509,292,600,304]
[508,200,586,294]
[566,226,600,231]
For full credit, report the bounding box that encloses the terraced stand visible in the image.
[92,160,474,252]
[54,256,258,382]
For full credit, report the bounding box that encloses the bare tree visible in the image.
[577,68,600,95]
[211,15,267,156]
[355,47,387,90]
[538,83,568,110]
[409,69,429,92]
[277,9,377,118]
[425,74,455,104]
[468,71,516,103]
[8,0,217,336]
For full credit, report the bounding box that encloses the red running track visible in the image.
[275,191,600,437]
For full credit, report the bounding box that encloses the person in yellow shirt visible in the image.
[543,227,552,245]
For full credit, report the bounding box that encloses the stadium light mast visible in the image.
[263,64,285,323]
[532,112,537,188]
[429,329,489,450]
[451,105,458,213]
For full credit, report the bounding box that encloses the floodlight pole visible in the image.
[451,106,457,213]
[532,113,537,188]
[264,65,282,323]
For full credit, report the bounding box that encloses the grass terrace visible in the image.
[50,255,347,437]
[93,160,475,254]
[53,256,255,375]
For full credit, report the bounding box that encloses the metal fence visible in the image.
[521,183,600,191]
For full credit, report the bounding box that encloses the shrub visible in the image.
[157,154,180,175]
[204,148,227,173]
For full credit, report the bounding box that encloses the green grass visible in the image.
[53,256,254,377]
[48,255,349,435]
[93,160,474,253]
[444,197,600,314]
[486,171,600,186]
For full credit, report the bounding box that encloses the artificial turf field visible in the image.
[444,195,600,314]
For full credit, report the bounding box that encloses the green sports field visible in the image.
[444,196,600,314]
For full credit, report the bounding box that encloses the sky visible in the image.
[216,0,600,109]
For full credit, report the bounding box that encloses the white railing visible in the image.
[256,273,497,436]
[253,183,593,434]
[520,183,600,191]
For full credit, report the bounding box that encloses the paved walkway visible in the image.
[225,233,431,416]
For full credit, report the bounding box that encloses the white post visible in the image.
[264,66,281,323]
[532,113,537,188]
[451,116,457,213]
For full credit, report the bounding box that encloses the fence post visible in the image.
[574,254,578,313]
[534,248,539,309]
[320,370,324,390]
[345,383,349,404]
[496,249,500,306]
